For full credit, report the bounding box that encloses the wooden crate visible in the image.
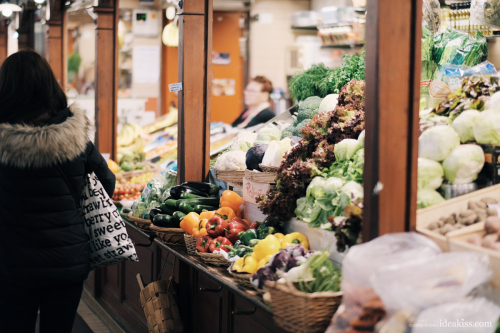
[416,184,500,251]
[448,227,500,290]
[214,170,245,183]
[244,170,277,184]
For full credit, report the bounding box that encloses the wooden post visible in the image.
[45,0,66,86]
[177,0,213,183]
[363,0,422,239]
[93,0,118,160]
[0,19,8,65]
[17,1,36,50]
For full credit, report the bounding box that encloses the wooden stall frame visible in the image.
[0,19,8,65]
[363,0,423,240]
[45,0,67,85]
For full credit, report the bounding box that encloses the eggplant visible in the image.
[181,182,219,196]
[169,185,208,199]
[149,208,163,223]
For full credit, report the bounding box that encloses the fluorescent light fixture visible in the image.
[34,0,45,4]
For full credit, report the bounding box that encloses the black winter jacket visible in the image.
[0,105,115,288]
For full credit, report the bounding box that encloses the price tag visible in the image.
[169,82,183,92]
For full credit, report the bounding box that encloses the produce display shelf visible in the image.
[126,221,272,315]
[321,43,365,49]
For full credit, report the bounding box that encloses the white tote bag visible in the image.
[80,172,139,269]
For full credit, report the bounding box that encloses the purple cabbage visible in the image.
[287,255,307,270]
[282,244,307,258]
[269,250,291,272]
[251,266,277,289]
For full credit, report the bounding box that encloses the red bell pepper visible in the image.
[206,216,228,237]
[225,219,249,243]
[209,236,232,253]
[249,222,260,230]
[196,235,212,253]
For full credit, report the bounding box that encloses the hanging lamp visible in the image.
[0,2,22,17]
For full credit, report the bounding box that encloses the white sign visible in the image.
[133,46,160,84]
[169,82,183,92]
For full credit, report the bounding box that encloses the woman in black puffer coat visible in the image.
[0,51,115,333]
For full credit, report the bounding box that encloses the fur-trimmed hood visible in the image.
[0,104,91,168]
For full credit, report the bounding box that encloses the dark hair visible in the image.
[250,75,273,94]
[0,50,68,124]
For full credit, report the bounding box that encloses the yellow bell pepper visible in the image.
[191,219,208,238]
[239,253,258,274]
[257,254,272,270]
[199,211,215,220]
[273,233,285,242]
[282,232,309,250]
[232,257,244,272]
[179,212,200,235]
[253,235,281,261]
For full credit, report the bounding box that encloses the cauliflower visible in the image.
[230,131,258,152]
[214,151,247,171]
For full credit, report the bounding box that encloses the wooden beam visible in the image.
[363,0,422,240]
[45,0,66,86]
[93,0,118,161]
[17,1,36,50]
[0,20,8,65]
[177,0,213,183]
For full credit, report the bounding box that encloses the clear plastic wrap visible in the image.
[423,0,441,34]
[471,0,500,29]
[413,298,500,333]
[325,233,442,333]
[371,252,492,316]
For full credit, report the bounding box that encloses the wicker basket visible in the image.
[184,234,199,255]
[124,213,153,231]
[150,226,185,246]
[266,280,343,333]
[259,164,278,173]
[227,264,254,289]
[197,252,231,266]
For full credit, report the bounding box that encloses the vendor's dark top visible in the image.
[232,107,275,128]
[0,105,115,288]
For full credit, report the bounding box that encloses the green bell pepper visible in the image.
[238,229,258,246]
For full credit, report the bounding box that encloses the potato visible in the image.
[481,197,498,205]
[437,219,445,228]
[468,201,480,210]
[428,221,439,230]
[468,234,482,246]
[487,208,498,217]
[474,209,488,222]
[445,214,456,225]
[482,234,499,249]
[485,216,500,234]
[440,224,454,235]
[458,210,478,226]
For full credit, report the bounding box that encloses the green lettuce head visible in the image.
[358,130,365,148]
[442,144,485,185]
[452,110,480,143]
[473,110,500,145]
[419,125,460,161]
[417,189,445,209]
[334,139,361,162]
[418,158,444,190]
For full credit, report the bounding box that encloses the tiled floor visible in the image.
[35,299,113,333]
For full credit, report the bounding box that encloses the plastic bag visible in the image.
[413,298,500,333]
[132,170,177,217]
[423,0,441,34]
[325,233,441,333]
[371,252,491,316]
[471,0,500,29]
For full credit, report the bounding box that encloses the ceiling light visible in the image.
[166,6,175,20]
[0,3,21,18]
[34,0,45,3]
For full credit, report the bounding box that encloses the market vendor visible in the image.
[232,76,275,128]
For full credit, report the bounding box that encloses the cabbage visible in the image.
[306,176,343,199]
[418,125,460,161]
[339,181,364,205]
[452,110,480,143]
[486,91,500,110]
[418,158,444,190]
[334,139,361,162]
[255,124,281,145]
[417,189,445,209]
[261,138,292,167]
[473,110,500,145]
[358,130,365,148]
[442,144,485,185]
[318,94,339,113]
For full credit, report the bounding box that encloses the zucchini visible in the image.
[159,204,175,216]
[193,205,218,214]
[164,199,178,210]
[172,211,186,224]
[122,207,132,214]
[181,182,219,195]
[170,185,208,199]
[153,214,178,228]
[175,197,219,208]
[180,192,203,199]
[179,203,194,214]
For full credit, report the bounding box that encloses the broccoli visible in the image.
[296,96,322,123]
[294,119,310,136]
[280,127,295,140]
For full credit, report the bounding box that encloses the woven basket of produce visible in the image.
[184,234,199,255]
[266,280,343,333]
[149,226,185,246]
[125,213,153,231]
[227,264,254,290]
[197,252,231,267]
[259,164,278,173]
